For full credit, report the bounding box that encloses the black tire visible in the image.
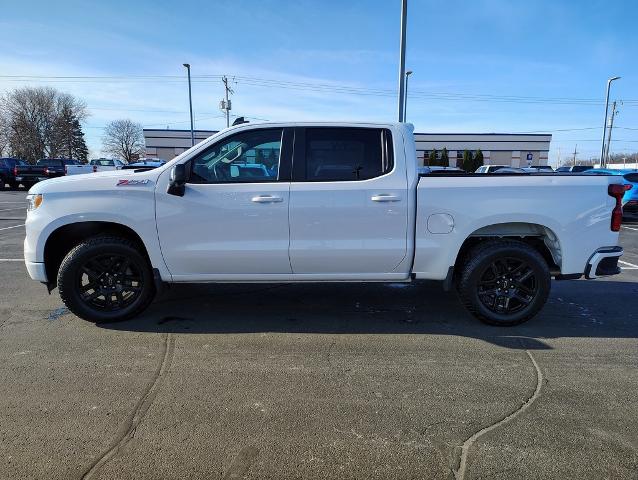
[22,182,35,190]
[457,240,551,326]
[8,182,19,190]
[57,236,155,322]
[0,178,5,191]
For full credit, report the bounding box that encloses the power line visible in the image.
[3,73,638,106]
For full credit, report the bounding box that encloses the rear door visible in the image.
[288,127,408,275]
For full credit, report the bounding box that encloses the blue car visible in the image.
[583,168,638,212]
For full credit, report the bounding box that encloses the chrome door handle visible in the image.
[251,195,284,203]
[371,194,400,202]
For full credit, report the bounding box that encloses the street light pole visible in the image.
[600,76,620,167]
[404,70,413,122]
[397,0,408,122]
[183,63,194,147]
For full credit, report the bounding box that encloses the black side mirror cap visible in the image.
[167,163,186,196]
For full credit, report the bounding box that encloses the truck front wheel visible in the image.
[57,236,155,322]
[457,240,551,326]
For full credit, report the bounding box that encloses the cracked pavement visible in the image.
[1,190,637,479]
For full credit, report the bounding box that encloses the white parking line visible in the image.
[622,225,638,231]
[0,259,22,262]
[0,207,25,212]
[619,260,638,269]
[0,224,25,231]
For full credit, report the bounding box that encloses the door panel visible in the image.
[155,127,293,278]
[156,182,291,276]
[289,127,408,274]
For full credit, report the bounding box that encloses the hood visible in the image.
[28,168,162,194]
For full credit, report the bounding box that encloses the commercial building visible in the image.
[414,133,551,167]
[143,129,214,160]
[144,129,551,167]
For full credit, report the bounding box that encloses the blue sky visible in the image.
[1,0,637,164]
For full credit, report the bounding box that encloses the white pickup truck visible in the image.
[24,122,625,326]
[65,158,127,175]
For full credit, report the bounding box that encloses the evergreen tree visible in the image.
[440,148,449,167]
[428,148,438,167]
[71,118,88,162]
[462,149,474,172]
[474,149,484,171]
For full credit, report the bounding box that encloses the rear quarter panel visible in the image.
[413,174,622,279]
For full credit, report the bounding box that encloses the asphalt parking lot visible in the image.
[1,189,637,480]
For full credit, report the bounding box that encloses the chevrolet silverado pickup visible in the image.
[23,122,625,326]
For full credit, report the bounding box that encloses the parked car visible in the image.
[14,158,82,188]
[0,157,28,189]
[475,165,507,173]
[555,165,592,173]
[24,122,625,326]
[120,159,166,171]
[525,165,554,172]
[418,166,466,175]
[493,167,530,174]
[65,158,128,175]
[583,168,638,212]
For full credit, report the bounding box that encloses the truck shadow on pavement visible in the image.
[96,278,638,350]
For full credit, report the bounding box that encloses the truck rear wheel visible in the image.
[457,240,550,326]
[57,236,155,322]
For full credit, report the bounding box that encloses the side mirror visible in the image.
[167,163,186,196]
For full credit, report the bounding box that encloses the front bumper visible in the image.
[25,261,48,282]
[584,246,623,279]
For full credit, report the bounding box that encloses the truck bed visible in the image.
[413,173,621,280]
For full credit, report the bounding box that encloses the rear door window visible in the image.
[302,128,392,181]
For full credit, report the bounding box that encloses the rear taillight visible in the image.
[13,167,17,176]
[625,184,633,191]
[608,184,625,232]
[44,167,49,175]
[93,165,97,173]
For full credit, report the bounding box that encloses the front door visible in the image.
[156,128,293,280]
[288,127,409,275]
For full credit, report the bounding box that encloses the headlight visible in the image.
[26,194,43,212]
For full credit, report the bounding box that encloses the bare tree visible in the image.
[0,111,10,157]
[102,119,144,163]
[0,87,87,162]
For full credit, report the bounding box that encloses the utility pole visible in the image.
[572,144,578,166]
[397,0,408,122]
[220,76,234,128]
[600,76,620,167]
[557,147,561,166]
[604,101,618,166]
[183,63,194,146]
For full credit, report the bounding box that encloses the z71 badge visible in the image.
[117,179,151,186]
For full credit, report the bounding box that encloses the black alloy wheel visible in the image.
[58,236,155,322]
[77,253,144,312]
[457,240,551,326]
[476,257,538,315]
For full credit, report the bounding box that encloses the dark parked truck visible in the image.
[0,157,28,189]
[14,158,81,187]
